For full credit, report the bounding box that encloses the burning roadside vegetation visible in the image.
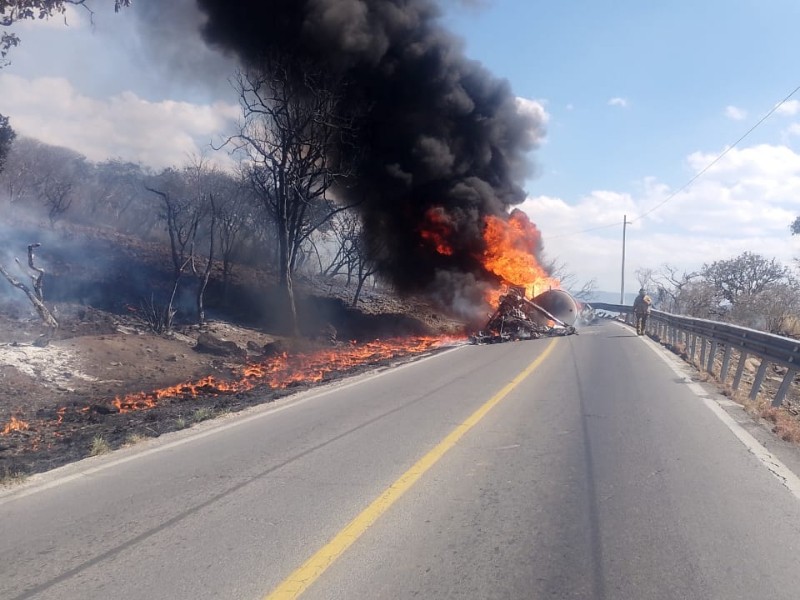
[1,0,578,480]
[0,327,464,478]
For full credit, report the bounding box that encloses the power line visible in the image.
[546,221,620,240]
[544,83,800,239]
[632,83,800,223]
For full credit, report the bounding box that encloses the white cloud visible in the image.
[786,123,800,136]
[520,143,800,292]
[776,99,800,116]
[0,74,240,170]
[725,105,747,120]
[608,97,629,108]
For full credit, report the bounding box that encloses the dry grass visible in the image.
[89,435,111,456]
[762,407,800,444]
[714,380,800,445]
[0,466,28,487]
[123,433,147,447]
[656,334,800,447]
[192,408,214,423]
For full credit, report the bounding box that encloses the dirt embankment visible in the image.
[0,224,465,480]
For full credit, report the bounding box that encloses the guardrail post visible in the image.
[689,334,697,363]
[700,338,707,371]
[720,345,732,383]
[773,369,798,407]
[706,341,718,375]
[749,359,769,401]
[733,351,748,390]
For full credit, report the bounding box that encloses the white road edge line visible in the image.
[615,321,800,502]
[0,344,467,504]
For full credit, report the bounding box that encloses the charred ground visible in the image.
[0,223,465,479]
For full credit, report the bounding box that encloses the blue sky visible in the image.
[443,0,800,197]
[1,0,799,293]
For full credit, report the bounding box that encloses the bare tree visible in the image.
[702,252,790,306]
[90,160,157,231]
[1,139,87,225]
[635,267,653,290]
[148,161,237,328]
[0,243,58,332]
[213,169,257,300]
[315,210,361,282]
[653,264,700,313]
[728,280,800,334]
[0,113,14,175]
[542,256,597,301]
[351,231,381,307]
[146,171,200,283]
[653,255,800,330]
[194,194,216,327]
[1,1,130,67]
[678,280,722,319]
[36,148,87,226]
[145,169,204,330]
[230,56,358,334]
[0,137,41,209]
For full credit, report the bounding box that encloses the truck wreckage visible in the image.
[471,287,583,344]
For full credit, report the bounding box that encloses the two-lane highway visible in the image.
[2,321,800,599]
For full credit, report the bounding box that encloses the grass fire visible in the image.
[0,0,563,479]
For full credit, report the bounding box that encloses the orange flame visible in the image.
[419,207,455,256]
[418,206,557,308]
[482,209,558,303]
[110,336,455,414]
[1,415,30,435]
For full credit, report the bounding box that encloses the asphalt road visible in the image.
[2,321,800,599]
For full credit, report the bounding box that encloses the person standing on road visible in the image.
[632,288,652,335]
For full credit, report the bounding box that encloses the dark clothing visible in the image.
[632,293,652,335]
[635,313,648,335]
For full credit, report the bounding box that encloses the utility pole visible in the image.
[620,214,629,304]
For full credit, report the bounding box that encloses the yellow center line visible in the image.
[264,337,560,599]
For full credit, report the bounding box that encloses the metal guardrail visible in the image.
[591,302,800,407]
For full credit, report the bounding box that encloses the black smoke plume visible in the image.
[194,0,545,303]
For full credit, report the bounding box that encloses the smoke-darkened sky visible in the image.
[187,0,546,298]
[1,0,799,290]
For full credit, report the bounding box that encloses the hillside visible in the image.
[0,222,465,479]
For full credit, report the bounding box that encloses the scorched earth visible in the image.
[0,235,464,480]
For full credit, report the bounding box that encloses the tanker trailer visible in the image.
[531,289,579,327]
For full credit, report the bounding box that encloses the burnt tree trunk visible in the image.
[195,196,216,327]
[0,243,59,331]
[278,224,299,336]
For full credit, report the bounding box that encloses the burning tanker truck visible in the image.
[471,286,579,344]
